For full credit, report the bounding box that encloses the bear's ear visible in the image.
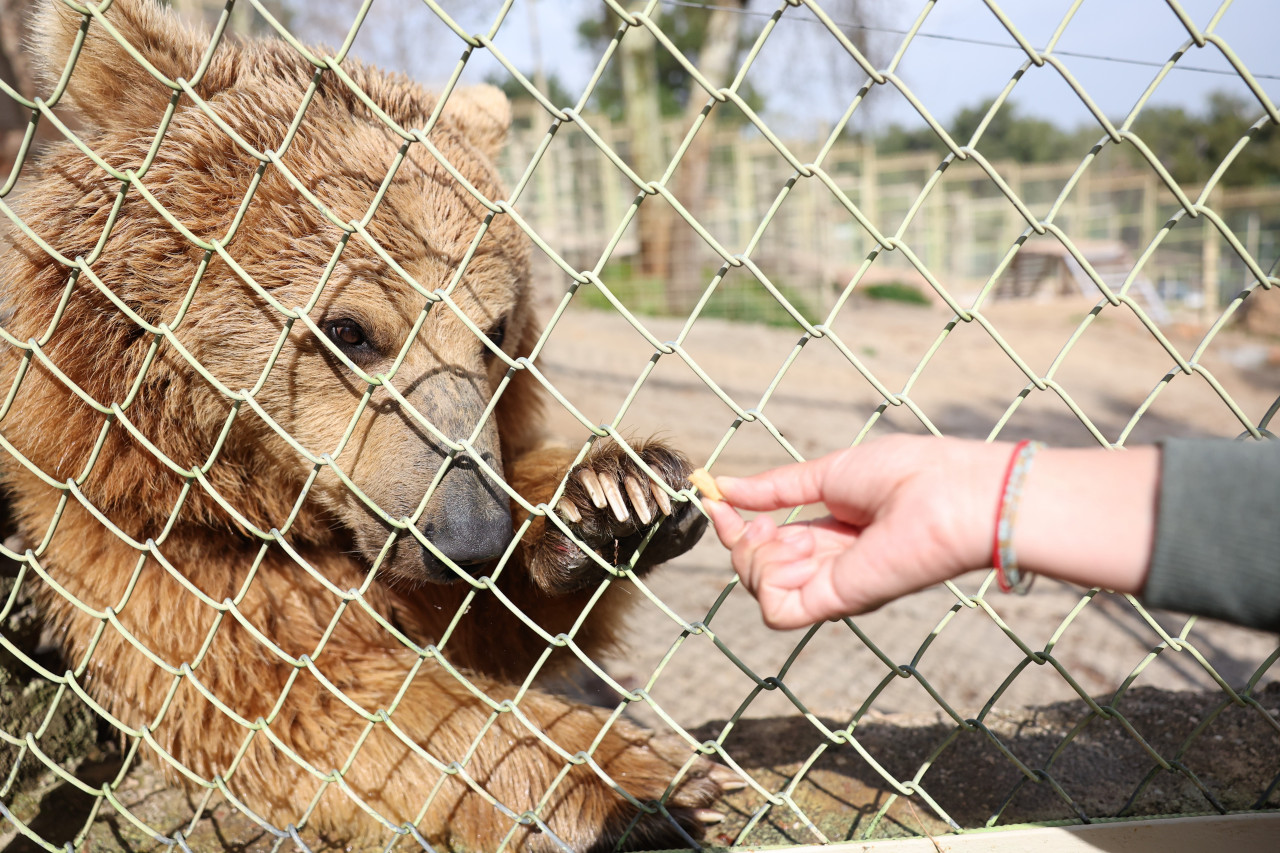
[439,84,512,162]
[35,0,237,130]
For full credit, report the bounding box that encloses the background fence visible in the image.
[507,109,1280,327]
[2,0,1280,851]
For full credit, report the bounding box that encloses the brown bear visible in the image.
[0,1,727,850]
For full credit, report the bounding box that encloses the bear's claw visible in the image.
[537,440,708,592]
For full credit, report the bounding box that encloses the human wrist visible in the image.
[991,440,1046,592]
[1012,445,1159,593]
[930,438,1022,576]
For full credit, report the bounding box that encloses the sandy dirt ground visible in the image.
[5,292,1280,850]
[531,293,1280,723]
[528,291,1280,845]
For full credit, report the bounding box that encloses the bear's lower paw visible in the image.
[567,755,743,853]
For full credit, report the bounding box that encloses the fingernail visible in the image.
[715,475,742,493]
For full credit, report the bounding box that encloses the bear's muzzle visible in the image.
[418,453,514,581]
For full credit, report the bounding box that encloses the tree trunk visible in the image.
[1,0,37,177]
[665,0,743,313]
[620,23,672,283]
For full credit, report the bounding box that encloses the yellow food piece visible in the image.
[689,468,722,501]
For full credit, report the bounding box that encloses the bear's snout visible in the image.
[417,456,514,581]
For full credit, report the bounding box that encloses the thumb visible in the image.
[702,497,748,549]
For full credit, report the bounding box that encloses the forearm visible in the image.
[998,438,1280,633]
[709,433,1280,633]
[1012,445,1159,595]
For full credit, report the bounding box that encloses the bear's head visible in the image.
[0,0,542,584]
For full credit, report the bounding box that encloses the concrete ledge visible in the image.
[759,812,1280,852]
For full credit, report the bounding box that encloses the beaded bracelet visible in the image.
[991,439,1046,594]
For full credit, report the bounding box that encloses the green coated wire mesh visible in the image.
[1,0,1279,851]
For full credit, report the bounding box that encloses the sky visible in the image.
[287,0,1280,135]
[867,0,1280,129]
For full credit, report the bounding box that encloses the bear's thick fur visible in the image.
[0,1,722,849]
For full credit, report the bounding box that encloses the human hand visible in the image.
[701,437,1013,629]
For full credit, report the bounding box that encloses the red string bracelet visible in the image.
[991,439,1046,594]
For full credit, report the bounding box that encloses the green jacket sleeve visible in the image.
[1142,437,1280,632]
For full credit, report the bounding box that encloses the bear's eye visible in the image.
[328,320,369,350]
[484,318,507,359]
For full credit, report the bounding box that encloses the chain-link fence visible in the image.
[1,0,1279,851]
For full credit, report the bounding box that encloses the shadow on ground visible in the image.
[4,685,1276,852]
[693,682,1280,848]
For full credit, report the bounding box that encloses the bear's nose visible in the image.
[418,456,514,579]
[423,512,514,567]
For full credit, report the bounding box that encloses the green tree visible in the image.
[876,98,1087,162]
[485,71,577,111]
[951,99,1084,162]
[168,0,294,36]
[1130,92,1280,188]
[578,1,875,306]
[875,92,1280,188]
[576,3,766,122]
[873,121,939,156]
